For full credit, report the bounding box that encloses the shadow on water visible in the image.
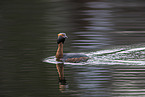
[1,0,145,97]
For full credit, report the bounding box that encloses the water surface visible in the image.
[1,0,145,97]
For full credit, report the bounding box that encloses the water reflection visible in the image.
[1,0,145,97]
[58,65,145,97]
[112,66,145,96]
[71,1,113,51]
[55,59,111,96]
[56,60,68,92]
[69,65,111,97]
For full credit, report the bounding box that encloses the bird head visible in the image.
[57,33,68,44]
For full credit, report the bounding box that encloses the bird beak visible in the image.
[64,35,68,38]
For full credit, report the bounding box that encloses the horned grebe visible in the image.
[56,33,89,62]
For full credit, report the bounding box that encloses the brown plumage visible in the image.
[56,42,63,59]
[56,33,89,62]
[65,57,89,63]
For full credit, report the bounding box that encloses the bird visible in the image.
[56,33,89,63]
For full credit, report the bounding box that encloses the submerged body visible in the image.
[56,33,89,63]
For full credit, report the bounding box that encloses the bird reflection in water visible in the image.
[56,59,68,92]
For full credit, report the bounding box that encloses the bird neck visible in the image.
[56,42,63,59]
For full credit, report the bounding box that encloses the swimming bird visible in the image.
[56,33,89,62]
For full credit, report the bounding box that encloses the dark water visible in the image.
[1,0,145,97]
